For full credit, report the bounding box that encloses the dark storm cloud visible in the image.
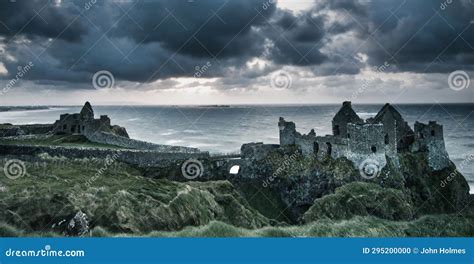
[260,5,365,74]
[0,0,87,42]
[263,9,328,66]
[0,0,473,89]
[112,0,276,58]
[1,0,276,85]
[361,0,474,72]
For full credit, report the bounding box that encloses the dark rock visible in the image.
[65,211,89,237]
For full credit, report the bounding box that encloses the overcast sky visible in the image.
[0,0,473,105]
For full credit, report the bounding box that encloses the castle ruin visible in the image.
[51,102,200,153]
[53,102,128,138]
[246,101,450,172]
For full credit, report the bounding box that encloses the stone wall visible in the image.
[85,131,200,153]
[0,123,200,154]
[0,144,209,168]
[279,117,321,156]
[294,136,316,156]
[313,135,348,159]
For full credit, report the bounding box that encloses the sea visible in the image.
[1,104,472,192]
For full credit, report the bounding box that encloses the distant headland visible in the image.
[0,106,50,112]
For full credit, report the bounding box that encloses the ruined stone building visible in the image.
[274,101,449,171]
[52,102,128,138]
[51,102,200,153]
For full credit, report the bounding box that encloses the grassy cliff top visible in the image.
[0,156,269,235]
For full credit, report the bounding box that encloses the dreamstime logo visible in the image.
[262,0,276,10]
[3,159,26,180]
[194,61,212,78]
[270,71,292,89]
[181,159,204,179]
[1,61,34,96]
[359,158,381,179]
[84,0,97,10]
[5,244,85,257]
[440,0,453,10]
[92,70,115,89]
[441,154,473,188]
[448,70,470,91]
[83,153,120,189]
[262,150,303,188]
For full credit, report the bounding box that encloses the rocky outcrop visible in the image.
[228,146,470,223]
[229,146,361,222]
[397,152,470,215]
[302,155,471,222]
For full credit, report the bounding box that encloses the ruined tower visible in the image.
[278,117,297,146]
[411,121,449,170]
